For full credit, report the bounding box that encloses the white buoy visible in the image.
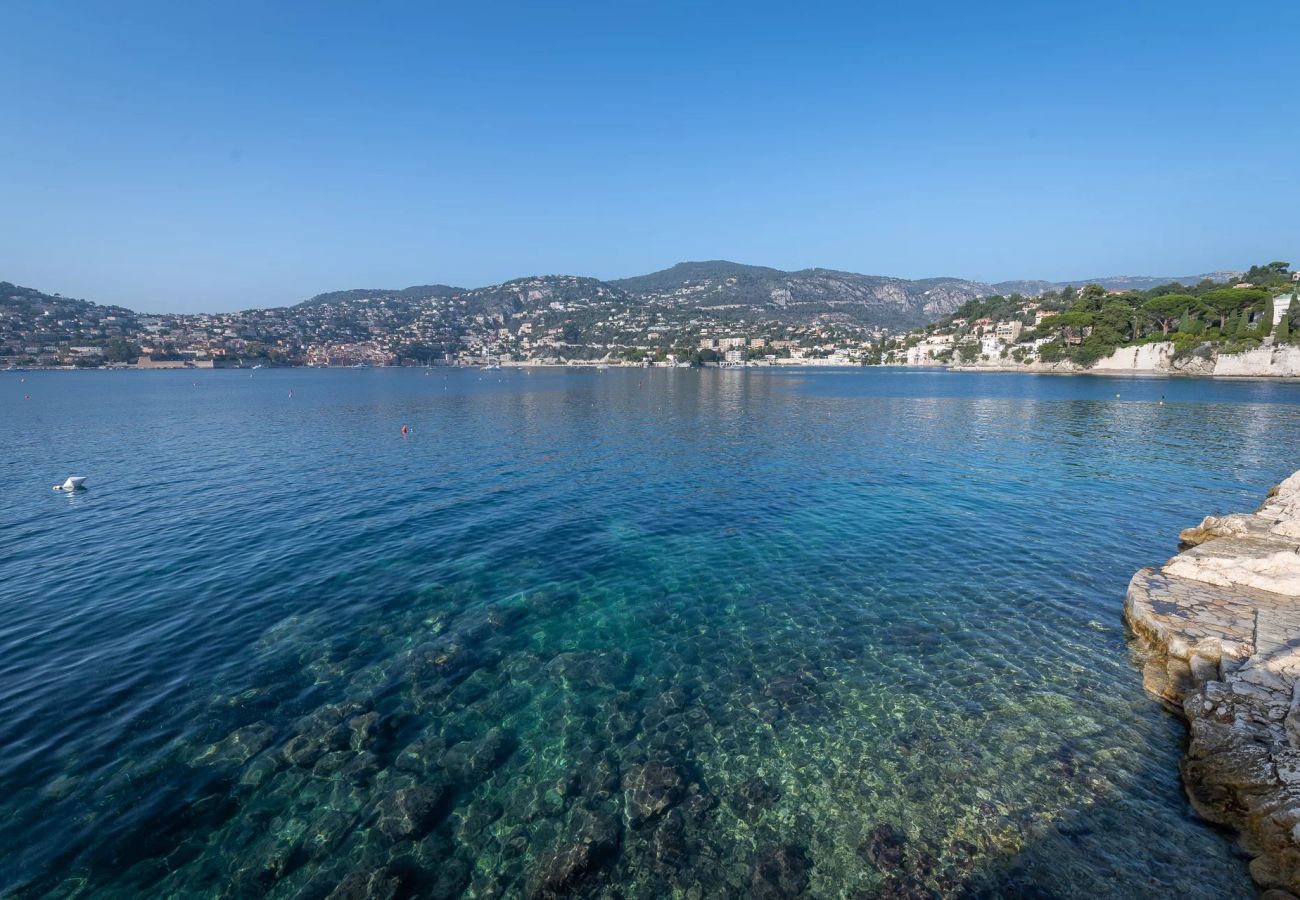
[53,476,87,492]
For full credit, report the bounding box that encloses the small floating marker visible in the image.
[1115,393,1120,398]
[401,424,408,436]
[53,476,87,492]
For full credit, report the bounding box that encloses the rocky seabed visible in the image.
[1125,469,1300,897]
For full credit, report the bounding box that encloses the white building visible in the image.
[905,334,954,365]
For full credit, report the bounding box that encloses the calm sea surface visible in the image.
[4,367,1300,898]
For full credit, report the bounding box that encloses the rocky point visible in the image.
[1125,468,1300,896]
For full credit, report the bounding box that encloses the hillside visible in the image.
[1,282,142,360]
[294,284,464,309]
[614,262,1240,330]
[0,261,1251,368]
[612,261,997,328]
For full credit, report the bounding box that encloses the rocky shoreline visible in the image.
[1124,469,1300,896]
[952,340,1300,377]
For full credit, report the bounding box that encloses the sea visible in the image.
[4,366,1299,898]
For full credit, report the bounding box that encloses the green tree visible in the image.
[102,338,140,363]
[1277,314,1291,344]
[954,339,981,362]
[1040,310,1094,345]
[1198,289,1267,333]
[1177,312,1205,336]
[1143,294,1194,336]
[1244,262,1292,285]
[1198,289,1244,331]
[1096,300,1138,342]
[1080,283,1108,305]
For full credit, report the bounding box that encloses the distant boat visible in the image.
[482,363,501,370]
[53,476,87,492]
[351,363,369,369]
[251,364,264,370]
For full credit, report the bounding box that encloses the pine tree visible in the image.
[1235,313,1251,339]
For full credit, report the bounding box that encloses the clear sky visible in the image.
[3,1,1298,313]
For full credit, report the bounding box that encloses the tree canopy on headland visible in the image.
[933,261,1297,367]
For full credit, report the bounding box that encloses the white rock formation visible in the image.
[1088,342,1176,372]
[1125,469,1300,896]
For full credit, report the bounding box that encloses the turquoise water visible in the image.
[4,368,1300,898]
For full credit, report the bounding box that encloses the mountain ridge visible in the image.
[8,262,1240,321]
[3,262,1244,368]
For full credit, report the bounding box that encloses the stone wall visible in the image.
[1213,345,1300,377]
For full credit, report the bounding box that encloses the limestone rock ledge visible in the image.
[1125,469,1300,897]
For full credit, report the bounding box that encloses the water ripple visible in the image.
[2,368,1298,897]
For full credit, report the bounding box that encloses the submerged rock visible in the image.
[440,727,516,782]
[375,783,447,840]
[394,735,446,774]
[763,672,819,712]
[750,843,811,899]
[860,823,907,874]
[190,722,275,767]
[325,867,402,900]
[528,809,622,898]
[282,732,328,768]
[622,762,684,827]
[727,775,779,822]
[347,711,381,751]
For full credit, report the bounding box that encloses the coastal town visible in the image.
[4,262,1297,373]
[0,274,887,370]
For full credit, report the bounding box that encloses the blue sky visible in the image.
[3,1,1298,312]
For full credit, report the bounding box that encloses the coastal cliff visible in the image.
[1125,470,1300,896]
[954,341,1300,376]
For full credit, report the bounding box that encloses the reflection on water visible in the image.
[3,368,1298,898]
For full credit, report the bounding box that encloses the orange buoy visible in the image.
[401,424,408,435]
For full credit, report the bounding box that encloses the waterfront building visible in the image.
[995,321,1024,342]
